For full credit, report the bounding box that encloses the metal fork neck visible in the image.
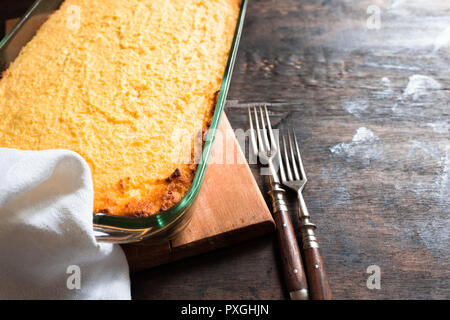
[267,182,288,213]
[297,192,319,249]
[267,161,280,184]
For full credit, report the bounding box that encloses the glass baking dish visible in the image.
[0,0,248,244]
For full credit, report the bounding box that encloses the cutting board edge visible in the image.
[127,219,274,272]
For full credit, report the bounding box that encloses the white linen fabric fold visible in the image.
[0,148,131,300]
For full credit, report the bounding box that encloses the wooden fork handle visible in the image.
[297,193,332,300]
[303,246,332,300]
[273,208,309,300]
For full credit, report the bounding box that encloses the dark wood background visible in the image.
[1,0,449,299]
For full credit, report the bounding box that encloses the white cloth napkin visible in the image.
[0,148,131,300]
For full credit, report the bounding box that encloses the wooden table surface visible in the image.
[2,0,449,300]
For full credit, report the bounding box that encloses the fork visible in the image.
[249,105,309,300]
[279,129,332,300]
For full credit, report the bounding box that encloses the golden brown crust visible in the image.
[125,163,198,218]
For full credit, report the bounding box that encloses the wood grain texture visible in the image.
[273,208,308,296]
[2,0,449,300]
[303,247,332,300]
[296,191,332,299]
[123,114,275,272]
[223,0,450,300]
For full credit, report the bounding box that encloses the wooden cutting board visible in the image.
[4,20,274,273]
[122,114,274,272]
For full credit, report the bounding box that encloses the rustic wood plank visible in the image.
[224,0,450,299]
[131,235,289,300]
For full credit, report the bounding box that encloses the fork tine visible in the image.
[288,130,300,180]
[264,105,277,150]
[253,107,265,152]
[282,131,293,181]
[277,129,286,182]
[248,107,258,155]
[292,129,307,180]
[259,106,271,151]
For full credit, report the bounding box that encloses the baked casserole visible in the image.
[0,0,240,217]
